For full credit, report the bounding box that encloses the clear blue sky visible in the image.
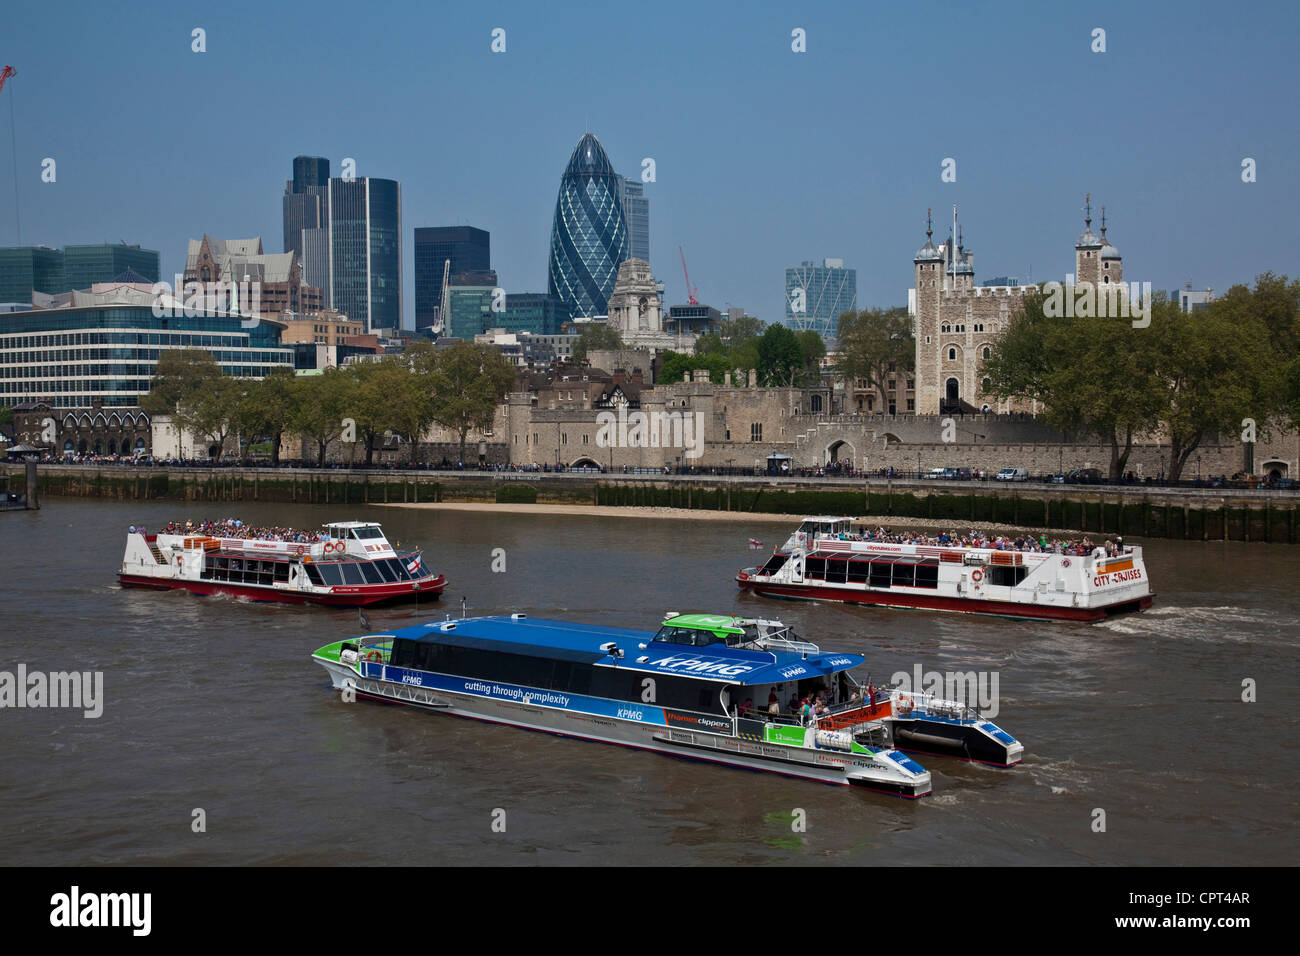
[3,0,1297,327]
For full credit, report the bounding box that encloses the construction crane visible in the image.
[433,257,451,336]
[679,245,699,306]
[2,65,17,245]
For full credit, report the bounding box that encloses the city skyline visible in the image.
[2,1,1296,329]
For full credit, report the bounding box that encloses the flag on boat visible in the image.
[406,554,423,575]
[748,538,763,549]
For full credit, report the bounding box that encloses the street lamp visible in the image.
[916,451,921,479]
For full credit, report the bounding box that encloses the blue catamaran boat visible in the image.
[312,612,942,797]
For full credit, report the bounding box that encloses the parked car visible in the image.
[953,467,973,480]
[995,467,1030,482]
[940,467,959,480]
[926,467,946,479]
[1065,467,1104,484]
[1047,473,1066,483]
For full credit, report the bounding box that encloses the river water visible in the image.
[1,499,1296,865]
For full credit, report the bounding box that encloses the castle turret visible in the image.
[1075,193,1104,286]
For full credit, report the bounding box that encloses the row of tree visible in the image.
[982,274,1300,481]
[141,340,516,466]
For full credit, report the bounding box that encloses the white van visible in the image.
[995,467,1030,482]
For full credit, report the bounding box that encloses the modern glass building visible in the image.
[494,292,568,336]
[443,284,498,341]
[1,244,159,305]
[414,226,491,331]
[329,177,402,332]
[63,244,160,291]
[548,134,629,319]
[0,294,293,409]
[620,177,650,263]
[0,247,65,304]
[784,258,857,340]
[283,156,330,268]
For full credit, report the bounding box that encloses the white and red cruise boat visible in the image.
[737,517,1153,623]
[120,520,446,607]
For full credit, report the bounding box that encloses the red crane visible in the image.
[679,245,699,306]
[0,66,15,95]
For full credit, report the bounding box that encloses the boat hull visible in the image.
[120,573,446,607]
[315,658,931,797]
[737,575,1152,623]
[888,719,1024,767]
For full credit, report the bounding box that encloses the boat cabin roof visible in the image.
[323,521,383,530]
[383,615,864,686]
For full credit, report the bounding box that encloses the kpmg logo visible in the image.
[595,406,705,460]
[654,655,755,677]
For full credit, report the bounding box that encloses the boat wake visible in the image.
[1095,604,1283,643]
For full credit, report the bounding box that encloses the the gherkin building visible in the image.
[548,133,629,319]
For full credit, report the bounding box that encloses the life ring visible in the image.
[970,568,983,582]
[324,542,335,553]
[896,696,913,716]
[363,650,382,663]
[295,545,305,555]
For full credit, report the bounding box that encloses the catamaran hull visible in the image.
[120,573,446,607]
[888,719,1024,767]
[315,659,931,797]
[737,577,1152,623]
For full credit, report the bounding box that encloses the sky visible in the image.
[2,0,1298,328]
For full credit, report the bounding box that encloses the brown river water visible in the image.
[1,499,1296,865]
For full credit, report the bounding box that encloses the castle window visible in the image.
[983,347,991,360]
[941,324,950,333]
[1103,277,1109,284]
[948,348,957,360]
[751,423,762,442]
[925,336,930,344]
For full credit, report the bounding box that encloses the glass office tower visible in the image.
[548,134,629,319]
[413,226,491,331]
[329,177,402,331]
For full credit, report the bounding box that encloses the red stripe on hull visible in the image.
[120,574,446,607]
[737,576,1152,623]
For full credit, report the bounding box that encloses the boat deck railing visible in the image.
[892,689,978,722]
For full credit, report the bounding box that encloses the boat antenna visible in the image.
[460,595,468,619]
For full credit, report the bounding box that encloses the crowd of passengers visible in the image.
[823,526,1131,557]
[144,519,326,543]
[738,681,887,727]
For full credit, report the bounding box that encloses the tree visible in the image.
[185,375,244,461]
[345,361,405,466]
[755,324,804,387]
[795,329,827,384]
[836,307,915,409]
[428,341,516,465]
[656,350,736,387]
[387,340,440,466]
[571,323,624,364]
[982,291,1165,480]
[238,367,297,465]
[141,348,223,458]
[292,369,353,466]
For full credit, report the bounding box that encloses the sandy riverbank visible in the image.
[374,501,1063,534]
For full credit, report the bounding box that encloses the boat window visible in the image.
[869,561,893,588]
[352,527,384,540]
[914,563,939,589]
[892,563,915,587]
[653,626,724,646]
[359,562,384,584]
[759,553,788,575]
[318,564,344,586]
[340,563,365,586]
[274,562,290,583]
[826,558,848,584]
[847,559,870,584]
[304,564,325,587]
[388,559,410,580]
[804,556,826,579]
[374,559,398,583]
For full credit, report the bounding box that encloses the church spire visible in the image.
[1083,192,1093,231]
[1100,205,1107,240]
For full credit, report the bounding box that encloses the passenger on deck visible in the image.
[768,689,781,713]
